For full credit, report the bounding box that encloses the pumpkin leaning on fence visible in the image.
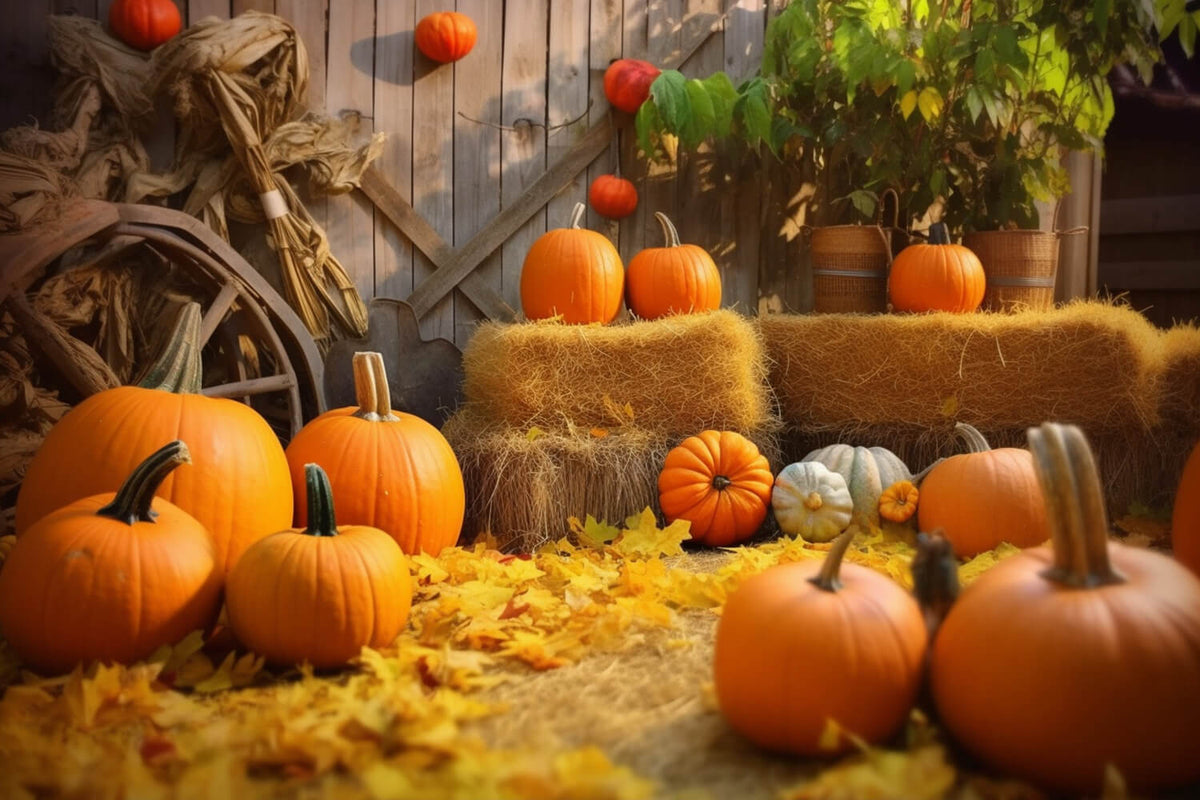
[603,58,661,113]
[284,351,466,556]
[771,461,853,542]
[888,222,985,313]
[588,173,639,220]
[626,212,722,320]
[917,422,1049,558]
[658,430,773,546]
[0,441,223,674]
[14,303,293,574]
[802,443,912,529]
[415,11,477,63]
[714,529,928,756]
[108,0,181,50]
[519,202,625,325]
[930,422,1200,796]
[226,463,413,670]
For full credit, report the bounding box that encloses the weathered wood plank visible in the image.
[1099,260,1200,291]
[53,0,98,17]
[725,0,765,83]
[546,0,591,232]
[372,0,415,300]
[618,0,652,263]
[587,0,624,239]
[0,0,54,132]
[188,0,230,23]
[639,0,683,261]
[232,0,273,12]
[276,0,327,112]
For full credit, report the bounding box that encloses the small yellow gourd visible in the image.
[771,461,854,542]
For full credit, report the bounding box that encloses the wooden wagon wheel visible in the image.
[0,199,325,440]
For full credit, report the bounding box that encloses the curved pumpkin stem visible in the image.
[351,352,399,422]
[1027,422,1123,588]
[712,475,732,491]
[928,222,951,245]
[302,463,339,537]
[953,422,992,454]
[568,202,587,230]
[137,302,203,393]
[653,212,682,248]
[96,440,191,525]
[809,527,856,593]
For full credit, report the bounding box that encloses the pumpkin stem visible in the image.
[712,475,732,491]
[910,529,960,638]
[1027,422,1123,588]
[568,202,587,230]
[653,212,682,247]
[803,491,824,511]
[928,222,951,245]
[809,527,856,592]
[351,352,399,421]
[136,302,203,393]
[96,440,191,525]
[302,463,339,537]
[953,422,992,453]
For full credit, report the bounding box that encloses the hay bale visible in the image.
[460,310,777,438]
[1155,323,1200,508]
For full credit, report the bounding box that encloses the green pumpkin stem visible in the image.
[351,352,399,422]
[809,527,856,593]
[96,440,191,525]
[303,463,339,537]
[137,302,203,393]
[653,212,682,247]
[928,222,951,245]
[953,422,992,453]
[1027,422,1123,588]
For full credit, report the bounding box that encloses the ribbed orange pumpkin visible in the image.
[108,0,181,51]
[888,222,986,313]
[1171,439,1200,576]
[917,422,1049,558]
[519,202,625,324]
[626,213,722,320]
[931,422,1200,796]
[415,11,477,63]
[284,351,465,556]
[588,174,639,220]
[14,304,292,574]
[0,441,223,674]
[715,529,928,756]
[658,430,773,546]
[226,463,413,670]
[603,58,661,113]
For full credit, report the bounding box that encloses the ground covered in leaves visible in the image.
[0,513,1173,800]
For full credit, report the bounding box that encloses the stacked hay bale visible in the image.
[444,310,781,551]
[758,300,1171,512]
[1158,323,1200,503]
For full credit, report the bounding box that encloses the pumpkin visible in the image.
[878,480,919,523]
[414,11,477,63]
[931,422,1200,795]
[802,443,912,528]
[714,529,928,756]
[625,213,722,320]
[771,461,853,542]
[603,58,661,113]
[1171,438,1200,576]
[519,202,625,324]
[284,351,465,556]
[108,0,181,51]
[917,422,1049,558]
[658,430,773,547]
[15,303,293,574]
[888,222,986,313]
[226,463,413,670]
[588,174,638,220]
[0,441,223,674]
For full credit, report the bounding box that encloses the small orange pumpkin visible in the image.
[588,174,639,220]
[519,202,625,324]
[917,422,1049,558]
[108,0,182,51]
[0,441,223,674]
[714,529,928,756]
[1171,439,1200,576]
[284,351,465,556]
[603,58,661,113]
[888,222,986,313]
[626,212,722,320]
[226,463,413,670]
[878,480,919,523]
[415,11,477,63]
[658,430,773,546]
[931,422,1200,795]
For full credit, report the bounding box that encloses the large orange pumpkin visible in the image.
[1171,438,1200,576]
[714,529,928,756]
[888,222,985,313]
[603,58,661,113]
[0,441,223,674]
[519,202,625,324]
[917,422,1049,558]
[626,212,722,320]
[415,11,477,63]
[931,422,1200,796]
[226,463,413,670]
[284,351,465,556]
[108,0,181,51]
[658,430,773,546]
[14,303,293,574]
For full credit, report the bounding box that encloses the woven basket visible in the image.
[963,225,1087,312]
[808,190,904,314]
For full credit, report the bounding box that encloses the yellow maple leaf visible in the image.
[526,426,545,441]
[570,514,622,547]
[613,508,691,557]
[782,744,957,800]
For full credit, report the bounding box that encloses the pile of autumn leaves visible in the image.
[0,516,1025,800]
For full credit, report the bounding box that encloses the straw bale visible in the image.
[1156,323,1200,504]
[461,310,778,438]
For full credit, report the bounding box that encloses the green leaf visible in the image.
[634,101,664,162]
[847,189,877,219]
[700,72,738,140]
[649,70,690,134]
[894,59,917,95]
[1181,14,1198,58]
[965,87,984,123]
[1093,0,1112,37]
[899,89,918,120]
[917,86,944,122]
[735,79,774,152]
[681,79,716,149]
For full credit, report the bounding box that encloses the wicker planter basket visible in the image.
[807,190,907,314]
[963,225,1087,312]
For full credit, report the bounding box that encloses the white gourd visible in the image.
[772,461,854,542]
[802,444,913,528]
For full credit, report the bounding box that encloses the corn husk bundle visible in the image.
[0,153,76,233]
